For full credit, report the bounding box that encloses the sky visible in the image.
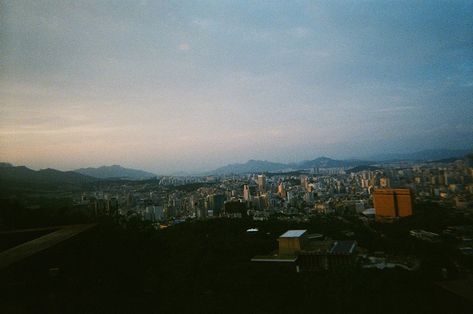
[1,0,472,174]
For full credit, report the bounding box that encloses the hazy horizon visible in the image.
[2,146,472,176]
[1,1,472,174]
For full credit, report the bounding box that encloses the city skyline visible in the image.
[2,147,472,177]
[1,1,472,174]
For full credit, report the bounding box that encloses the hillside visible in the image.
[0,165,97,185]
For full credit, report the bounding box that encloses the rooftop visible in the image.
[279,230,307,238]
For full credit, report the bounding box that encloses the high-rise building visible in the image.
[257,175,266,193]
[196,199,207,219]
[277,182,286,198]
[286,191,294,203]
[300,175,307,186]
[373,188,413,222]
[380,177,390,188]
[243,184,251,201]
[300,175,310,191]
[207,194,225,216]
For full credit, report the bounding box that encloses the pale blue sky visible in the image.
[1,1,472,173]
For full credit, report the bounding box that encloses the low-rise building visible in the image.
[252,230,358,272]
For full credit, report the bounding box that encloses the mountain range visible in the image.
[210,149,472,174]
[74,165,156,180]
[0,165,97,190]
[211,159,290,174]
[211,157,375,175]
[0,164,155,191]
[0,149,471,182]
[367,149,472,162]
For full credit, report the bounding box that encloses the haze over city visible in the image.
[1,1,472,174]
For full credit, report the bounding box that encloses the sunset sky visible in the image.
[1,1,472,174]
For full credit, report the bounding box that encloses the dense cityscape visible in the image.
[72,156,473,226]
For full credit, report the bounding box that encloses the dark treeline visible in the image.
[0,197,92,230]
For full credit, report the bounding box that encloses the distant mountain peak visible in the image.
[211,156,373,174]
[74,165,156,180]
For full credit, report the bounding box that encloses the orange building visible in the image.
[278,230,307,255]
[373,188,413,222]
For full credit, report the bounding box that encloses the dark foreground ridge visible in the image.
[0,224,96,270]
[0,218,471,314]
